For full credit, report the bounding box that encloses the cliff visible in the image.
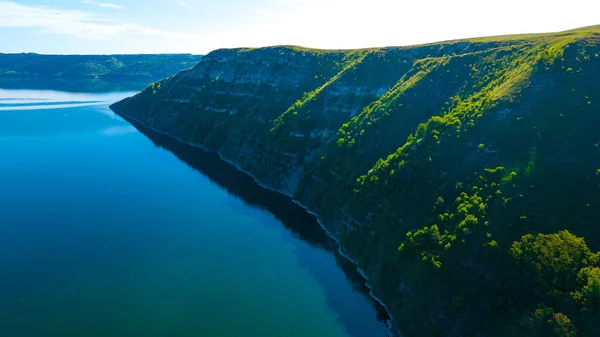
[111,25,600,336]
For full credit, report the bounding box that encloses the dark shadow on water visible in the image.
[120,115,392,336]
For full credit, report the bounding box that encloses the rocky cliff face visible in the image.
[112,26,600,336]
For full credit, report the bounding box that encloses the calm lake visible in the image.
[0,88,389,337]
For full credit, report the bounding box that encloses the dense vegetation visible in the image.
[0,53,202,80]
[111,26,600,336]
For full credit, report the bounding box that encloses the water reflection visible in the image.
[0,77,151,93]
[99,125,137,136]
[0,88,138,106]
[0,89,138,138]
[120,115,393,335]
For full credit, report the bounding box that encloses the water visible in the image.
[0,88,389,337]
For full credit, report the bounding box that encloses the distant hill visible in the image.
[0,53,203,81]
[112,25,600,336]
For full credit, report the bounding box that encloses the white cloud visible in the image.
[195,0,600,53]
[0,1,192,40]
[176,0,193,8]
[81,0,123,10]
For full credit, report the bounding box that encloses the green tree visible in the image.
[522,305,577,337]
[574,267,600,312]
[510,231,598,292]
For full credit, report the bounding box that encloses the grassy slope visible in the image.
[112,26,600,336]
[326,27,600,337]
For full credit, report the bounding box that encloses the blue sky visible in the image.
[0,0,598,55]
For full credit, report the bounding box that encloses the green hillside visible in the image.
[0,53,202,80]
[111,25,600,336]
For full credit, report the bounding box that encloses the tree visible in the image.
[574,267,600,312]
[522,305,577,337]
[510,230,598,292]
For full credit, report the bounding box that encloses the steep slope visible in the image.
[111,26,600,336]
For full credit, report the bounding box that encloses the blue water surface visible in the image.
[0,88,388,337]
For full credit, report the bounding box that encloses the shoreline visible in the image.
[111,106,402,337]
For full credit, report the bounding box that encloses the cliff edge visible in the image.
[112,26,600,336]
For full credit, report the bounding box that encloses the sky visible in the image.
[0,0,598,55]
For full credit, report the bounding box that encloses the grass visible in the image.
[115,24,600,337]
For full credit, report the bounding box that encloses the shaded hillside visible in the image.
[0,53,202,81]
[111,26,600,336]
